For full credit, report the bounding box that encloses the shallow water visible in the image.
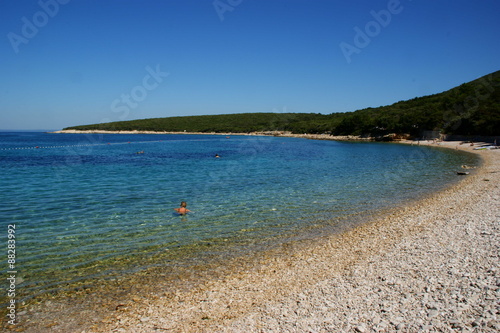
[0,132,478,303]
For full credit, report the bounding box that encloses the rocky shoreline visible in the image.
[9,141,499,332]
[50,129,497,144]
[50,129,384,141]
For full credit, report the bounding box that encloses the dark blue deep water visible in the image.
[0,132,478,301]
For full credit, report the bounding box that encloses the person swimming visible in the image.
[173,201,191,215]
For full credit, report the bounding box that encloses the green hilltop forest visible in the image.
[65,70,500,137]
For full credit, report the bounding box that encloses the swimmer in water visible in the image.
[174,201,191,215]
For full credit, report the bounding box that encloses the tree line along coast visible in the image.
[62,70,500,141]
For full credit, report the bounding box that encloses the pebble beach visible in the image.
[9,140,499,332]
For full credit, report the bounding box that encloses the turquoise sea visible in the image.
[0,132,478,304]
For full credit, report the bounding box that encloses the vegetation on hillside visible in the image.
[67,113,336,133]
[65,70,500,137]
[331,70,500,137]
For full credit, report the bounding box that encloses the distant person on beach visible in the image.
[174,201,191,215]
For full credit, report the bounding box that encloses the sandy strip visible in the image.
[51,129,262,136]
[10,141,499,332]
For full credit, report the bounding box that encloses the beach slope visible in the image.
[102,143,499,332]
[12,143,500,332]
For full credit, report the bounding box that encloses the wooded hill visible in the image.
[65,70,500,137]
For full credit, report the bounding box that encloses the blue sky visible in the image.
[1,0,499,130]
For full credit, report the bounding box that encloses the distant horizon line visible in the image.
[0,129,60,132]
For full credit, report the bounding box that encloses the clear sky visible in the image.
[1,0,499,130]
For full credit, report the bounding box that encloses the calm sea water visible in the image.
[0,132,478,302]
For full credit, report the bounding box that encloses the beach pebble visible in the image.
[354,324,367,332]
